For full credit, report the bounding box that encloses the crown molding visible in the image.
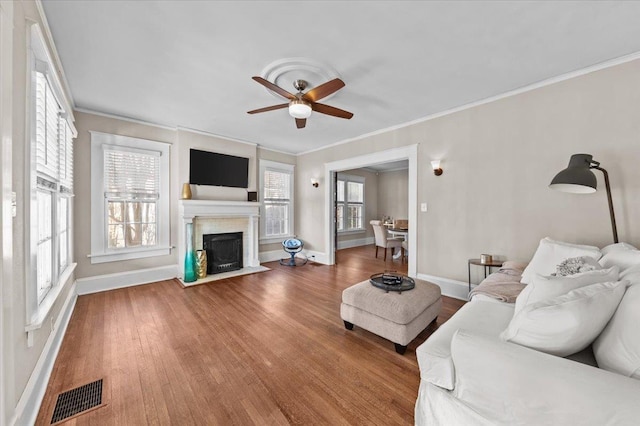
[176,126,257,147]
[74,107,177,131]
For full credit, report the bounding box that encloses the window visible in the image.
[32,66,75,303]
[337,174,365,233]
[259,160,294,242]
[90,132,170,263]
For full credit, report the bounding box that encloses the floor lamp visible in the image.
[549,153,618,243]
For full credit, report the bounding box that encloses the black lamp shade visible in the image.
[549,154,597,194]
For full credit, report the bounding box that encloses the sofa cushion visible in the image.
[415,300,514,390]
[599,247,640,278]
[520,238,601,285]
[501,281,626,357]
[593,282,640,379]
[448,329,640,425]
[514,266,619,315]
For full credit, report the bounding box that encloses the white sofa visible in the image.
[415,239,640,425]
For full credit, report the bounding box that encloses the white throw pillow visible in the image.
[501,281,626,357]
[600,242,638,255]
[599,248,640,277]
[514,266,619,315]
[593,283,640,380]
[520,238,601,284]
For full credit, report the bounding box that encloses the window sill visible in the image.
[338,229,366,235]
[259,235,295,245]
[26,262,77,333]
[89,246,173,264]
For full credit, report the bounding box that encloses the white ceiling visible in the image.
[41,1,640,155]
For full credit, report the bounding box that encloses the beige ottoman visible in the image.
[340,278,442,354]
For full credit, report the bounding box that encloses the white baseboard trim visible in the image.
[416,273,470,301]
[259,250,283,264]
[75,265,178,295]
[304,250,329,265]
[337,237,374,250]
[11,282,78,426]
[260,249,330,265]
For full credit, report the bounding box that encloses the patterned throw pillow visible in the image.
[552,256,602,276]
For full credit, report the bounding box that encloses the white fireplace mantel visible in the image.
[178,200,261,279]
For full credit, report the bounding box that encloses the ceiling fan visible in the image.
[247,76,353,129]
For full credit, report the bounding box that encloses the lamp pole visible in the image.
[591,164,619,243]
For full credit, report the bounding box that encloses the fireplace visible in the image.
[203,232,243,274]
[178,200,261,284]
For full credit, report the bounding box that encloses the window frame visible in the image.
[90,131,171,263]
[336,173,365,234]
[26,23,77,330]
[259,160,295,244]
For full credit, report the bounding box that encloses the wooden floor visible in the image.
[36,245,465,425]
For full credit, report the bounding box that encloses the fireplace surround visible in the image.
[178,200,261,283]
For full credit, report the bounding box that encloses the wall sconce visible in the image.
[310,178,319,188]
[431,160,443,176]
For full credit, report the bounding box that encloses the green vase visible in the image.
[184,223,197,282]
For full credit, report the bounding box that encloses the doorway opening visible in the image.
[324,145,418,277]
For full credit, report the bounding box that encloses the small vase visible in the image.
[181,183,192,200]
[196,250,207,279]
[183,223,197,282]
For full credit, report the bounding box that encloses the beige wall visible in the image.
[377,169,409,222]
[297,58,640,282]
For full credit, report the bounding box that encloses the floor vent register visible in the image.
[51,378,104,424]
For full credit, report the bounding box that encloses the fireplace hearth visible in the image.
[203,232,243,274]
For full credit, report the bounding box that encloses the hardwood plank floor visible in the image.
[36,245,465,425]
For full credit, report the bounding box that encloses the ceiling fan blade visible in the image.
[247,103,288,114]
[303,78,345,102]
[252,76,296,100]
[295,118,306,129]
[312,103,354,119]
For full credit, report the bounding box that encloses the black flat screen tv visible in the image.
[189,149,249,188]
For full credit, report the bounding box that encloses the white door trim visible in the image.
[0,1,14,424]
[324,144,418,277]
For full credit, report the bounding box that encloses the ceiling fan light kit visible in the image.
[248,75,353,129]
[289,99,312,119]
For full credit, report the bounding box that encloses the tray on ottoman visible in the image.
[340,277,442,354]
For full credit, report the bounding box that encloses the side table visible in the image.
[467,258,503,292]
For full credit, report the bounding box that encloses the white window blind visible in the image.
[35,72,60,180]
[103,146,160,200]
[59,120,73,193]
[103,145,161,250]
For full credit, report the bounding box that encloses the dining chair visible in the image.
[370,220,402,261]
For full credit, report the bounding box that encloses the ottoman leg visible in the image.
[394,343,407,355]
[343,321,354,330]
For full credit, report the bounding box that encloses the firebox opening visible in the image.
[202,232,243,275]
